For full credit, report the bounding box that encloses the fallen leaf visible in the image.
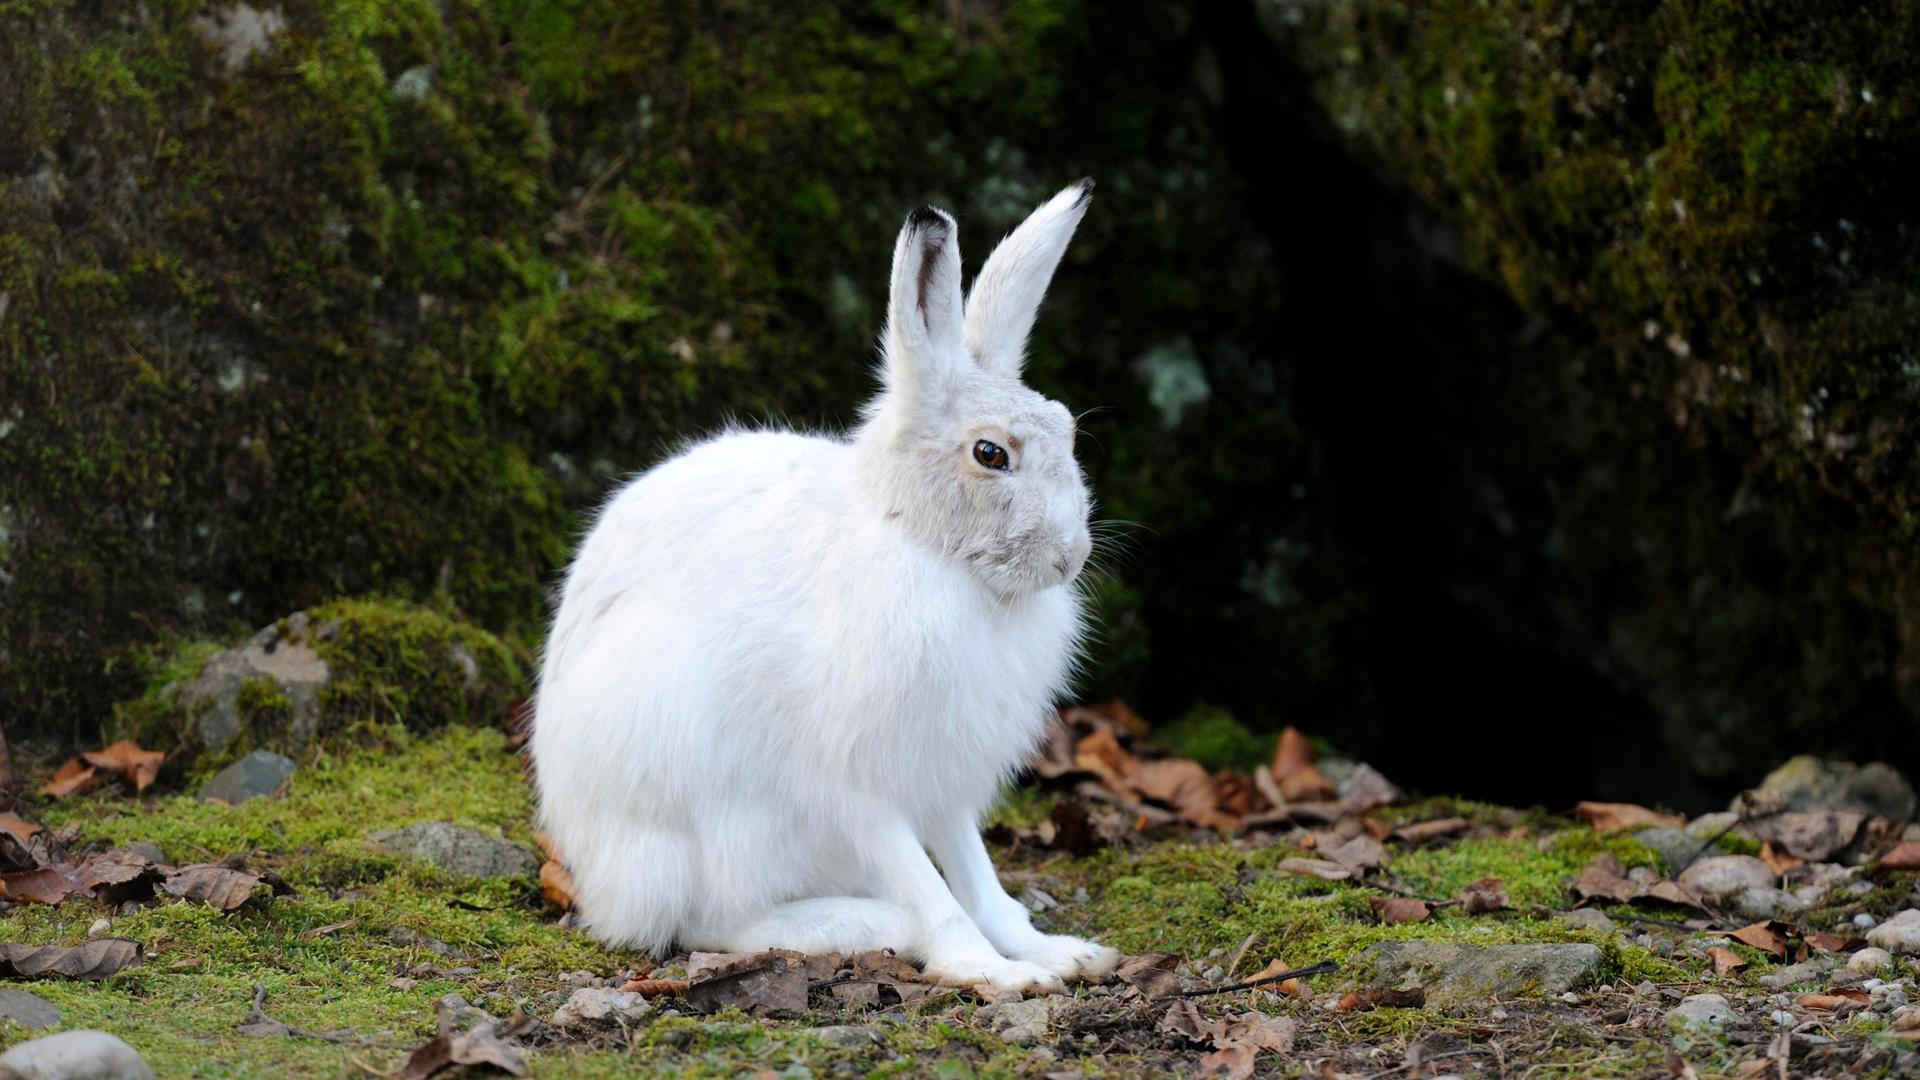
[1240,957,1308,997]
[685,951,807,1017]
[828,949,941,1007]
[81,740,166,793]
[617,977,689,997]
[1337,764,1404,811]
[1158,998,1210,1042]
[1717,921,1791,958]
[0,814,43,848]
[39,760,97,799]
[1455,877,1509,914]
[1072,727,1140,793]
[1796,988,1869,1010]
[1130,758,1236,830]
[1195,1045,1255,1079]
[73,850,165,904]
[161,865,266,912]
[1047,800,1101,856]
[1336,987,1425,1011]
[1211,1010,1295,1052]
[1707,946,1749,976]
[1270,728,1336,802]
[1575,801,1683,833]
[1570,853,1705,910]
[0,938,143,980]
[1367,896,1431,924]
[539,860,575,910]
[1893,1008,1920,1036]
[1116,952,1183,999]
[1391,817,1470,845]
[399,999,527,1079]
[1277,857,1353,881]
[0,867,78,905]
[1805,931,1863,953]
[1878,842,1920,871]
[1759,840,1804,875]
[1323,833,1386,871]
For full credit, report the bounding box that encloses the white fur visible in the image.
[531,181,1117,992]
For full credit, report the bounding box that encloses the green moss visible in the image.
[1149,705,1274,773]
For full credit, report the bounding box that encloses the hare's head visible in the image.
[857,180,1095,599]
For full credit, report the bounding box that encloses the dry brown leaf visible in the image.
[81,740,165,793]
[39,760,98,799]
[1072,727,1141,793]
[1707,946,1749,976]
[1214,773,1261,818]
[1323,833,1386,871]
[1270,728,1336,802]
[1575,801,1684,833]
[1336,987,1425,1011]
[0,938,143,980]
[1338,764,1404,810]
[1456,877,1510,914]
[0,814,43,848]
[617,977,689,997]
[1367,896,1431,924]
[1796,988,1869,1010]
[1195,1045,1255,1079]
[1892,1008,1920,1036]
[1718,921,1791,958]
[1877,842,1920,871]
[1359,817,1392,840]
[1391,817,1470,845]
[1116,952,1183,999]
[828,949,941,1008]
[685,951,807,1017]
[539,860,576,910]
[1759,840,1804,875]
[1277,857,1353,881]
[73,850,165,903]
[161,865,265,912]
[399,999,528,1079]
[1240,957,1308,998]
[1158,998,1210,1042]
[1130,758,1236,830]
[0,867,77,905]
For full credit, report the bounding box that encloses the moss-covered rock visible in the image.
[117,597,524,765]
[1235,0,1920,791]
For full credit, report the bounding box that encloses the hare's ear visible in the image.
[962,178,1092,380]
[884,205,965,397]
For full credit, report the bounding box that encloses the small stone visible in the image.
[1666,993,1737,1036]
[388,977,416,990]
[551,987,651,1029]
[0,1030,156,1079]
[1759,959,1834,989]
[1676,855,1774,901]
[811,1025,883,1048]
[1560,908,1616,933]
[124,843,167,866]
[86,919,110,939]
[1770,1009,1795,1026]
[1855,913,1880,929]
[1635,980,1658,997]
[1360,942,1603,1002]
[1850,948,1894,975]
[1884,989,1910,1012]
[200,751,296,804]
[1686,812,1741,839]
[1869,910,1920,956]
[370,822,539,879]
[0,989,61,1031]
[1634,826,1702,873]
[977,998,1057,1045]
[1732,886,1807,921]
[436,994,493,1033]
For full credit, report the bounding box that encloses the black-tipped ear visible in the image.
[884,203,965,393]
[961,180,1094,379]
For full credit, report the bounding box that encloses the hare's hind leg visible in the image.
[689,897,915,955]
[567,828,696,956]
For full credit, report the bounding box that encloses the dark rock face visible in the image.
[199,751,297,805]
[370,822,539,880]
[1361,941,1604,1002]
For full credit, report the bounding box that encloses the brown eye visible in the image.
[972,439,1010,471]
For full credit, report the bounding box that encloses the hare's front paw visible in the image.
[922,953,1066,995]
[1004,933,1121,981]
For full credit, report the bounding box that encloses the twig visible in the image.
[1172,960,1338,998]
[1223,931,1260,978]
[1362,1047,1500,1080]
[1610,913,1704,931]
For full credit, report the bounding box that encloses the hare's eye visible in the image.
[972,439,1010,471]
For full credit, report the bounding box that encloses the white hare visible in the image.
[531,180,1117,993]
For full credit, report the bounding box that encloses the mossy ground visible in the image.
[11,724,1894,1076]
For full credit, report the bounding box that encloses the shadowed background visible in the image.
[4,0,1918,812]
